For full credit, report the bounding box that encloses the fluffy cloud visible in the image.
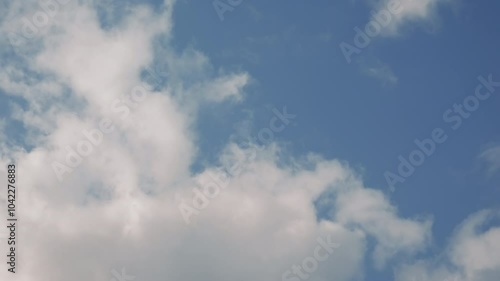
[0,1,491,281]
[395,210,500,281]
[370,0,452,35]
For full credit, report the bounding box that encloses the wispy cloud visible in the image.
[480,144,500,176]
[359,58,399,86]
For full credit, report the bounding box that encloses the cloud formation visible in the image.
[396,210,500,281]
[370,0,452,35]
[0,1,496,281]
[480,145,500,176]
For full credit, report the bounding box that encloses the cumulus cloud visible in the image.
[370,0,452,36]
[395,210,500,281]
[0,1,491,281]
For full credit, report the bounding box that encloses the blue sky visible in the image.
[0,0,499,281]
[177,0,500,255]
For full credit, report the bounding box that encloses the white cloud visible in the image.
[332,186,432,268]
[480,145,500,175]
[395,210,500,281]
[0,1,492,281]
[359,59,399,85]
[371,0,452,36]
